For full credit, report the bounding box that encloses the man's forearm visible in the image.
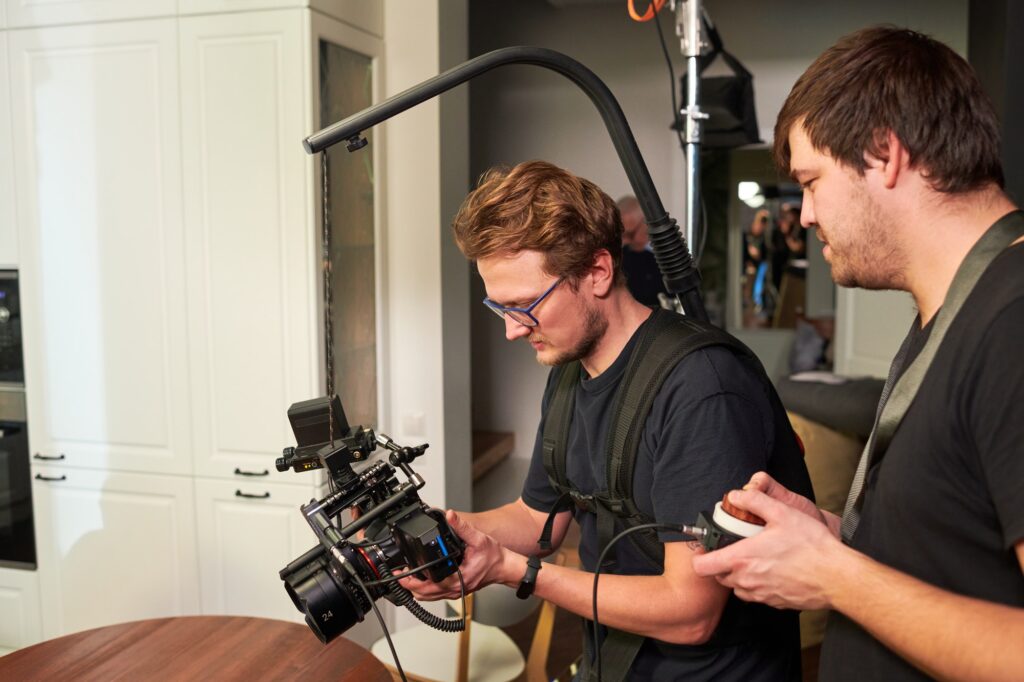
[492,545,725,645]
[828,548,1024,682]
[459,501,551,556]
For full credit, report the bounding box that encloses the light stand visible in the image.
[675,0,709,265]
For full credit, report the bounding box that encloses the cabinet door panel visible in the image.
[180,11,316,483]
[0,567,42,655]
[10,20,191,474]
[32,466,200,638]
[194,477,316,622]
[0,32,16,266]
[3,0,174,28]
[835,287,916,378]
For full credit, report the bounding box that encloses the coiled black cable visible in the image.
[386,575,467,633]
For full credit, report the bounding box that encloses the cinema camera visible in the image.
[277,395,465,643]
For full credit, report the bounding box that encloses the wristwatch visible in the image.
[515,555,542,599]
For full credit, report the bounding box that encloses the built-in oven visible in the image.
[0,271,33,570]
[0,390,32,568]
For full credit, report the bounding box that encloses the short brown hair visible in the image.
[452,160,624,284]
[774,26,1004,193]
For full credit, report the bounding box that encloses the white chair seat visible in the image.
[371,621,525,682]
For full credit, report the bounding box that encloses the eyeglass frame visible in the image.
[482,277,565,328]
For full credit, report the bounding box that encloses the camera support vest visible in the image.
[539,308,760,682]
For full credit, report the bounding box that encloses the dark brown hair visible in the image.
[774,26,1004,193]
[452,160,624,284]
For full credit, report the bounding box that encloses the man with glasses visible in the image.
[400,160,812,681]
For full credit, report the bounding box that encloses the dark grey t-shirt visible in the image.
[522,310,811,681]
[820,235,1024,681]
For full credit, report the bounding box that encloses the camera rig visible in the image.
[277,395,465,644]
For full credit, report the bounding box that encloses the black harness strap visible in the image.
[579,626,645,682]
[602,311,754,567]
[542,361,580,497]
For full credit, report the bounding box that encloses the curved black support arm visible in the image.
[305,46,706,321]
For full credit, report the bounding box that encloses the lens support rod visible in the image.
[304,46,707,321]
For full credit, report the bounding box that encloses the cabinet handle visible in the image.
[33,453,66,461]
[233,468,269,477]
[35,473,67,482]
[235,490,270,499]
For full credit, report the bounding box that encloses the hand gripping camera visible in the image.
[277,396,465,643]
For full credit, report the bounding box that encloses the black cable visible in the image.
[352,571,409,682]
[455,568,468,633]
[361,554,458,586]
[653,8,685,153]
[350,567,468,681]
[591,522,679,682]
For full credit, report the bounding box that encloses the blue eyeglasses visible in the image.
[483,278,564,328]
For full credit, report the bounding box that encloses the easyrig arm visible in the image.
[304,46,706,320]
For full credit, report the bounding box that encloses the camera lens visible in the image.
[279,545,369,643]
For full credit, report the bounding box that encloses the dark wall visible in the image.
[969,0,1024,203]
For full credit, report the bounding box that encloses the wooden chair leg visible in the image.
[524,599,557,682]
[524,549,577,682]
[455,592,474,682]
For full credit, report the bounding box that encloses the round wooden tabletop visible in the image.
[0,616,393,681]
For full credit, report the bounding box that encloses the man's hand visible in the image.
[398,509,520,600]
[742,471,842,537]
[691,474,850,611]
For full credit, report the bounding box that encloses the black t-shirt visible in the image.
[522,310,813,681]
[820,233,1024,681]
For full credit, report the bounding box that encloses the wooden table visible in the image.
[0,616,393,681]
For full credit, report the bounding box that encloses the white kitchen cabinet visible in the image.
[177,0,382,38]
[4,0,399,654]
[0,31,17,266]
[10,19,192,476]
[179,9,317,485]
[2,0,174,28]
[0,567,42,656]
[31,466,200,638]
[194,477,317,622]
[179,8,385,484]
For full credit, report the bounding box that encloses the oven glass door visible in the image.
[0,416,35,569]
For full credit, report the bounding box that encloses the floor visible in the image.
[501,606,583,680]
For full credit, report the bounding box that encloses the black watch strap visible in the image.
[516,555,542,599]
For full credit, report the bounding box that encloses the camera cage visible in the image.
[277,394,466,645]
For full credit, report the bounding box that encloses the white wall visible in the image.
[383,0,470,511]
[381,0,469,632]
[468,0,968,463]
